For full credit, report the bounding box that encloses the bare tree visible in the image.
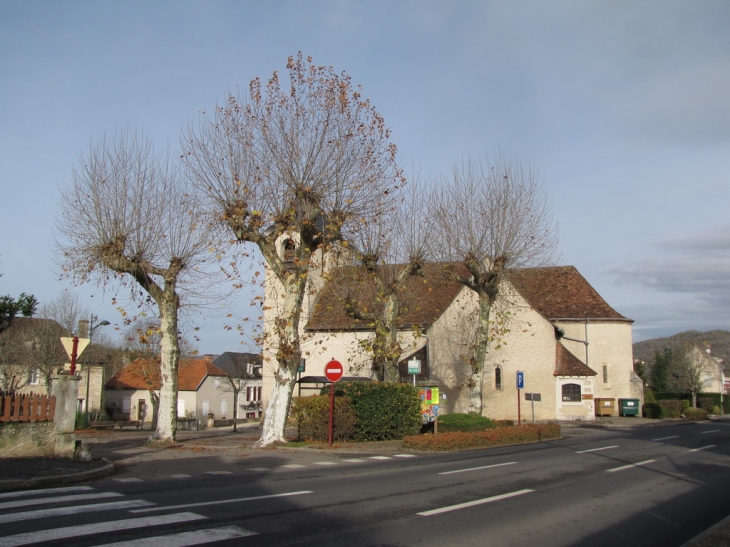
[0,317,67,394]
[182,53,403,446]
[430,154,559,414]
[342,176,432,381]
[39,292,90,334]
[668,343,718,408]
[55,129,219,442]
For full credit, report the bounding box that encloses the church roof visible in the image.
[306,262,630,332]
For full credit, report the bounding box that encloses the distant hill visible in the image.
[633,330,730,369]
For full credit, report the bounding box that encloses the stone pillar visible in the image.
[51,374,80,458]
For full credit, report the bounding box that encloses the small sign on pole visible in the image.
[325,359,343,447]
[408,358,421,386]
[516,371,524,426]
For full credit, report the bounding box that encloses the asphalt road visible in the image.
[2,422,730,546]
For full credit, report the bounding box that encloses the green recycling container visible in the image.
[618,398,640,417]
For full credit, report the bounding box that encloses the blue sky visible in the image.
[1,0,729,354]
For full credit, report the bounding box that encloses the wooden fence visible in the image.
[0,392,56,422]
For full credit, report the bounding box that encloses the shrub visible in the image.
[698,398,715,413]
[659,399,689,413]
[644,389,656,404]
[403,423,561,451]
[683,407,709,421]
[681,399,690,410]
[438,413,496,432]
[290,396,358,442]
[642,402,661,419]
[712,405,721,415]
[332,382,422,441]
[660,407,681,419]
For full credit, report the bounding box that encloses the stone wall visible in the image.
[0,374,79,458]
[0,422,56,457]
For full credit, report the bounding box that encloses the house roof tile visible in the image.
[105,356,229,391]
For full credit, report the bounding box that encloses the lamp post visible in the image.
[85,315,110,427]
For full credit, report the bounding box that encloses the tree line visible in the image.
[54,53,558,446]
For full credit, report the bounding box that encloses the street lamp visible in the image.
[85,315,110,427]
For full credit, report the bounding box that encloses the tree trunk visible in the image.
[468,293,493,415]
[257,270,306,447]
[151,288,180,442]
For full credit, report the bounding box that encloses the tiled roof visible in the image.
[306,262,629,331]
[554,342,597,376]
[105,356,229,391]
[212,352,262,378]
[306,262,465,331]
[508,266,630,321]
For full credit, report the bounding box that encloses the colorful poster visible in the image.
[420,387,440,423]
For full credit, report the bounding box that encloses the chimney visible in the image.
[78,320,90,338]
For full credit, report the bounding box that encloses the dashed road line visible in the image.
[205,471,232,475]
[438,461,517,475]
[114,478,145,483]
[575,445,619,454]
[652,436,679,441]
[417,489,534,516]
[130,490,313,514]
[370,456,392,460]
[312,461,338,466]
[701,430,721,434]
[689,445,716,452]
[607,459,656,473]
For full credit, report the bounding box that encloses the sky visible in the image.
[1,0,729,355]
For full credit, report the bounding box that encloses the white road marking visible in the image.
[246,467,270,471]
[282,464,306,468]
[418,489,534,516]
[342,458,367,463]
[0,512,206,547]
[94,525,257,546]
[607,459,656,473]
[170,474,191,479]
[0,499,155,524]
[114,478,145,483]
[701,430,721,434]
[205,471,232,475]
[370,456,392,460]
[689,445,716,452]
[0,491,122,511]
[438,462,518,475]
[131,490,313,514]
[312,461,338,466]
[575,445,619,454]
[0,485,94,499]
[652,436,679,441]
[394,454,416,458]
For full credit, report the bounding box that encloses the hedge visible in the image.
[402,423,561,451]
[437,413,496,433]
[330,382,422,441]
[290,396,358,442]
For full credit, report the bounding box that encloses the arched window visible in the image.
[562,383,581,402]
[494,366,502,390]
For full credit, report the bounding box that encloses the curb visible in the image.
[0,458,115,493]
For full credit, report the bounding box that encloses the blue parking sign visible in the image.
[516,371,524,389]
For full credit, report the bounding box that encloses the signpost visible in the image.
[407,358,421,386]
[525,392,541,423]
[60,336,90,375]
[516,371,524,426]
[325,359,343,447]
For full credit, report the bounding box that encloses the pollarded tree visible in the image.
[182,53,403,446]
[342,176,432,382]
[55,129,219,442]
[430,154,559,414]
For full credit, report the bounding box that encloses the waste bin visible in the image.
[595,398,616,417]
[618,398,640,417]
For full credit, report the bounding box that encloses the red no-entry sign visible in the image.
[324,359,344,383]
